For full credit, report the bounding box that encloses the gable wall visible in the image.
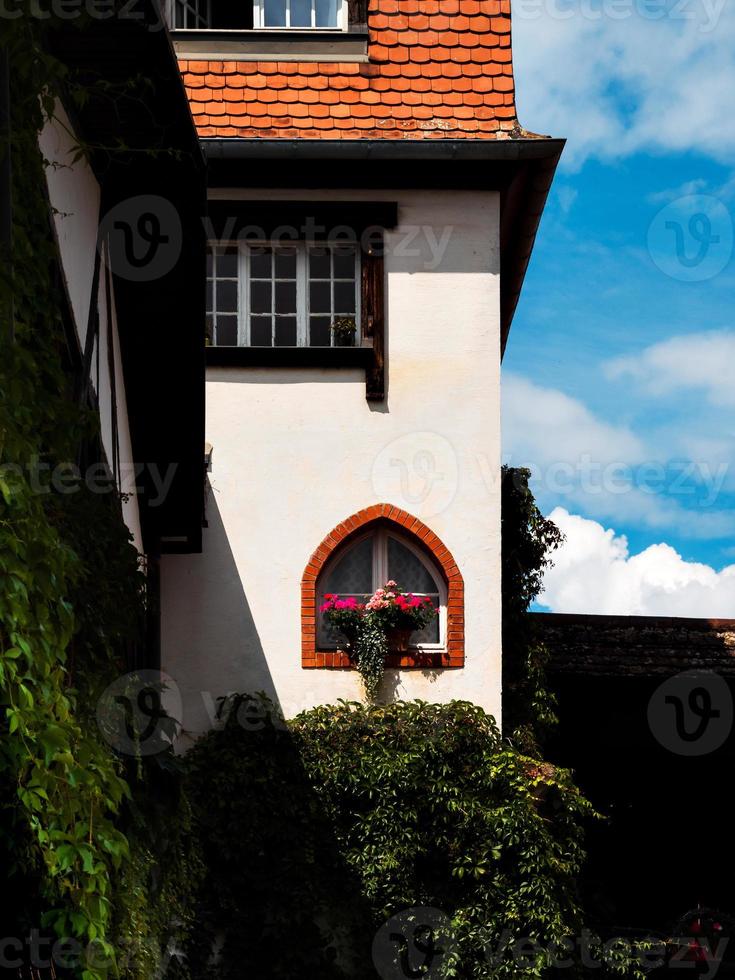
[39,104,143,553]
[160,187,503,738]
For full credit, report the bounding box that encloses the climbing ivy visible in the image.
[184,696,596,979]
[501,465,564,755]
[0,14,148,977]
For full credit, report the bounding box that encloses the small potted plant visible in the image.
[321,584,437,698]
[319,594,363,647]
[332,316,357,347]
[366,581,437,652]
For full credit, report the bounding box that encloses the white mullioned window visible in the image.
[206,241,360,348]
[170,0,211,28]
[316,528,447,650]
[254,0,345,29]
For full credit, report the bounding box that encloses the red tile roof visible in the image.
[179,0,518,140]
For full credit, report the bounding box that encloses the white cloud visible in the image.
[503,374,645,467]
[605,330,735,406]
[556,185,579,214]
[502,372,735,536]
[647,179,708,205]
[512,0,735,167]
[539,507,735,615]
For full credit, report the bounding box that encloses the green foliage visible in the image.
[352,615,389,700]
[501,466,564,754]
[322,585,437,698]
[110,754,205,980]
[185,696,594,979]
[0,15,147,975]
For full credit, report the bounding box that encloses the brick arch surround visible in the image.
[302,504,464,670]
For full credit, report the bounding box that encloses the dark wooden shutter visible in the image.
[347,0,368,29]
[361,236,385,401]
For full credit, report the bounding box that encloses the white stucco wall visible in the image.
[161,188,502,740]
[40,104,143,552]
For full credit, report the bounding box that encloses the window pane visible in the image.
[413,613,440,645]
[205,315,214,345]
[250,281,272,314]
[310,281,331,314]
[217,280,238,313]
[250,248,272,279]
[206,251,213,277]
[388,537,437,593]
[275,281,297,314]
[251,317,273,346]
[323,536,374,595]
[215,315,238,346]
[309,248,331,279]
[274,248,297,279]
[334,281,355,314]
[264,0,287,25]
[309,316,331,346]
[275,317,297,346]
[315,0,337,26]
[218,250,238,278]
[389,535,442,644]
[333,248,355,278]
[290,0,311,26]
[205,280,213,313]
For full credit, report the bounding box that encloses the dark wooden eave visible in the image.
[47,2,207,554]
[202,136,565,357]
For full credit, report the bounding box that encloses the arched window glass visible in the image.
[317,527,446,648]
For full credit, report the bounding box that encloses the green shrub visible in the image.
[185,696,593,979]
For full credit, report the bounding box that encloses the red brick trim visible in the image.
[302,504,464,670]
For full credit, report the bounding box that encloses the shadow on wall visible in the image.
[185,701,378,980]
[163,483,281,745]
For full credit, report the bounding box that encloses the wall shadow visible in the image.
[163,485,280,746]
[184,698,380,980]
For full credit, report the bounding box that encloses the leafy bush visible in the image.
[501,466,564,754]
[185,697,592,979]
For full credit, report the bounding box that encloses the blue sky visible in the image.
[502,0,735,614]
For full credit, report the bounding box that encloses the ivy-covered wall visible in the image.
[0,15,154,977]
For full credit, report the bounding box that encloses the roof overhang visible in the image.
[201,136,565,353]
[47,3,207,554]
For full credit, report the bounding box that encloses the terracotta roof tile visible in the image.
[179,0,519,139]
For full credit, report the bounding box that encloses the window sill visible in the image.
[305,649,456,670]
[205,345,375,368]
[172,29,369,62]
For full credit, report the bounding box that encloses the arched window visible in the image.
[317,527,447,649]
[301,505,464,670]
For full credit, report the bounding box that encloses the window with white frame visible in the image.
[168,0,344,29]
[169,0,212,28]
[206,242,360,348]
[317,528,447,649]
[255,0,343,28]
